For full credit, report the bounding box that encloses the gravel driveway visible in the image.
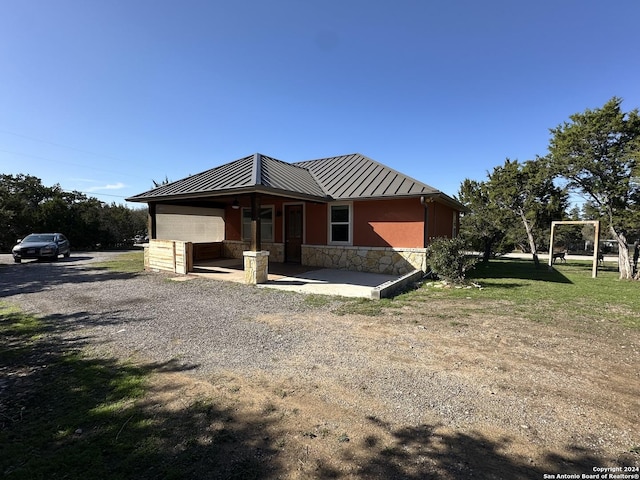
[1,251,324,375]
[2,252,638,478]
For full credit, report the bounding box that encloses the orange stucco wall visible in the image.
[353,198,425,248]
[224,198,286,243]
[305,199,453,248]
[225,206,241,241]
[429,202,457,240]
[169,196,458,251]
[304,203,328,245]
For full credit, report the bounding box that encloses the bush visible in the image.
[426,237,477,284]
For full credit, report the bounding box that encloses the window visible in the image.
[242,207,274,242]
[329,204,351,244]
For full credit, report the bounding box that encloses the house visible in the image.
[126,153,465,282]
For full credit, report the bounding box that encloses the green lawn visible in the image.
[92,250,145,273]
[389,258,640,329]
[0,303,152,479]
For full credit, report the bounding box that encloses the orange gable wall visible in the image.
[353,198,425,248]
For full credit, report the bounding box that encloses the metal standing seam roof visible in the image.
[126,153,327,202]
[126,152,454,205]
[293,153,440,200]
[259,154,327,197]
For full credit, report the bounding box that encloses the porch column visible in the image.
[243,250,269,284]
[244,192,269,284]
[250,192,261,251]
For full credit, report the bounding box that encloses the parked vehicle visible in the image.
[12,233,71,263]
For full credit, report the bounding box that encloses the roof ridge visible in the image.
[293,152,363,165]
[252,153,262,185]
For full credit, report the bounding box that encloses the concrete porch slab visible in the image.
[188,259,422,299]
[259,268,400,298]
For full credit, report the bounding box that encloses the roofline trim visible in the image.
[126,185,331,204]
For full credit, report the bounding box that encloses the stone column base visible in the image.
[243,250,269,284]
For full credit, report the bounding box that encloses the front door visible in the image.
[285,204,303,263]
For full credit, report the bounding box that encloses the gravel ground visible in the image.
[2,251,638,477]
[0,253,512,426]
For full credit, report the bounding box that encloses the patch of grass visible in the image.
[449,321,469,327]
[333,258,640,329]
[273,387,289,398]
[262,402,278,415]
[0,303,41,337]
[1,302,152,478]
[333,298,396,316]
[413,259,640,328]
[92,250,145,273]
[303,294,332,307]
[0,301,281,479]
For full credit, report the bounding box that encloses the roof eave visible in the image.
[253,185,330,202]
[126,186,330,204]
[330,192,468,212]
[425,192,469,212]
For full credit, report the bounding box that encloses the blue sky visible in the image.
[1,0,639,207]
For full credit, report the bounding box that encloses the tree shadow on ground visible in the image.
[341,415,616,480]
[0,306,281,480]
[0,260,139,297]
[470,259,573,284]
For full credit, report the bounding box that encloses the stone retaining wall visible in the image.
[302,245,427,275]
[148,238,426,277]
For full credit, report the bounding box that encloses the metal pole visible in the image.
[548,221,556,270]
[592,221,600,278]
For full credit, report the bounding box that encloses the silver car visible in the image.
[12,233,71,263]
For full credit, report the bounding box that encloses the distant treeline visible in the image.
[0,174,147,252]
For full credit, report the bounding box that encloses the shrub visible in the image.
[426,237,477,283]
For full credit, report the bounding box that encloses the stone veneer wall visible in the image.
[222,240,284,263]
[243,250,269,284]
[302,245,427,275]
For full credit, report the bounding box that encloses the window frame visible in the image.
[241,205,274,243]
[328,202,352,246]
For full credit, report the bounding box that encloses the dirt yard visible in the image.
[2,254,639,479]
[143,302,639,479]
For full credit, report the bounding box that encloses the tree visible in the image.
[0,174,149,252]
[547,97,640,279]
[0,174,55,250]
[552,206,586,253]
[457,179,514,261]
[152,176,171,188]
[426,236,477,283]
[488,158,567,268]
[489,158,567,267]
